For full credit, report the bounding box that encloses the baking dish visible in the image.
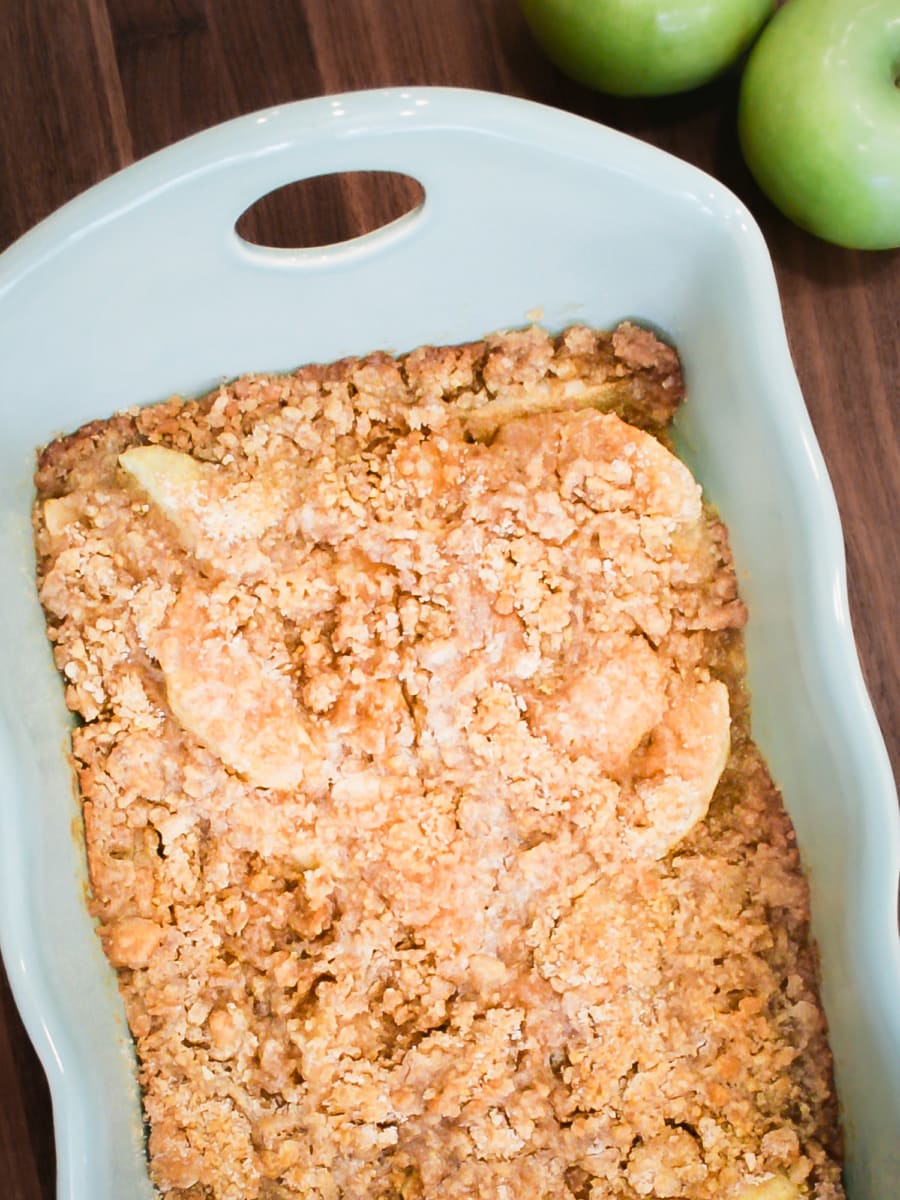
[0,87,897,1200]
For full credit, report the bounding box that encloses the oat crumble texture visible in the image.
[33,323,844,1199]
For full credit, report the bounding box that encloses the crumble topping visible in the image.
[33,324,843,1199]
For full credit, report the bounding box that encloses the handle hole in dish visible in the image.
[235,171,425,249]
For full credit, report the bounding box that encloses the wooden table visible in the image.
[1,3,897,1196]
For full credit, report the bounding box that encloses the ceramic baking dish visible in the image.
[0,87,897,1200]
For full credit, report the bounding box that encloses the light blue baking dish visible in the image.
[0,88,897,1200]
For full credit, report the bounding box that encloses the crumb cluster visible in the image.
[34,324,843,1199]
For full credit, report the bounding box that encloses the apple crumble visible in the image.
[33,323,844,1200]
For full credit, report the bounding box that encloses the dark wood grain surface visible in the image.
[1,3,897,1197]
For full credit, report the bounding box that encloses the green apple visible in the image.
[519,0,774,96]
[739,0,900,250]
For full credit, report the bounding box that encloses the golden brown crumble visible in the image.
[33,324,843,1200]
